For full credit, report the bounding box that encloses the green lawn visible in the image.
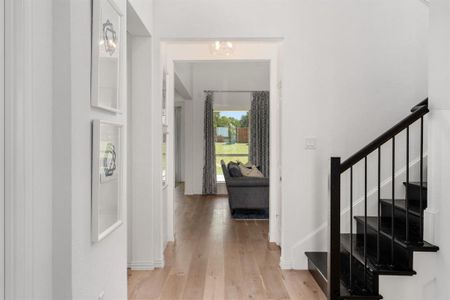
[215,142,249,175]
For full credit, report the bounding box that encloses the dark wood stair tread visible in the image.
[404,182,427,189]
[380,199,422,216]
[354,216,439,252]
[305,251,327,277]
[305,252,383,299]
[340,286,383,299]
[340,234,416,276]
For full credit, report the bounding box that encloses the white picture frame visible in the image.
[91,120,123,242]
[91,0,123,113]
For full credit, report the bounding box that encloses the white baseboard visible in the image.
[279,256,292,270]
[128,256,165,270]
[128,261,158,270]
[153,258,165,268]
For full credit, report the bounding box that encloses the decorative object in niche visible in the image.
[91,120,123,242]
[91,0,123,113]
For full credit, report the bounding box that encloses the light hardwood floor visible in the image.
[128,188,326,300]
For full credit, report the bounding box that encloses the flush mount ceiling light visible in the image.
[210,41,234,56]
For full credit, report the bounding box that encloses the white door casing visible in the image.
[163,41,282,245]
[0,0,5,297]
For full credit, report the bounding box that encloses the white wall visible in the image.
[155,0,429,269]
[52,0,155,298]
[5,0,53,298]
[179,61,270,194]
[127,0,153,34]
[427,0,450,299]
[128,35,157,271]
[375,1,450,298]
[175,63,193,97]
[69,0,128,297]
[53,0,73,298]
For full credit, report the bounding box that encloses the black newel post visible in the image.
[328,157,341,300]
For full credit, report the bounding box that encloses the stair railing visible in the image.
[328,99,429,300]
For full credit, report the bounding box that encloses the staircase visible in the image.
[305,99,438,299]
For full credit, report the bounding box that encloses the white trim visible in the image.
[153,258,165,268]
[0,0,4,296]
[128,258,165,270]
[128,261,155,270]
[424,209,438,244]
[279,257,292,270]
[127,4,162,272]
[162,40,283,245]
[4,0,34,297]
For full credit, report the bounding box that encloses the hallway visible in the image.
[128,190,326,300]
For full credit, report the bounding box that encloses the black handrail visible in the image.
[411,98,428,112]
[340,100,429,173]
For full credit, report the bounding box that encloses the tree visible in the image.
[240,113,249,128]
[214,111,249,128]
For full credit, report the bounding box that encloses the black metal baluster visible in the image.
[419,117,424,243]
[391,136,395,267]
[377,147,381,265]
[350,167,353,291]
[364,157,368,290]
[406,127,410,243]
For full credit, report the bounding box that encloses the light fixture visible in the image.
[210,41,234,56]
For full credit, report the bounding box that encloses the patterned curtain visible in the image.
[250,91,270,176]
[202,92,217,194]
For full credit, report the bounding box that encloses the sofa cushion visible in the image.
[239,165,264,178]
[238,161,253,168]
[228,162,243,177]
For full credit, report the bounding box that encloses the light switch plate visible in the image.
[305,137,317,150]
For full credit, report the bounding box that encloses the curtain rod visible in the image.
[204,90,269,93]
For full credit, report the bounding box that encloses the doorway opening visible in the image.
[126,1,162,275]
[162,41,282,248]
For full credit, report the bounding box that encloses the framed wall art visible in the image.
[91,120,123,242]
[91,0,123,113]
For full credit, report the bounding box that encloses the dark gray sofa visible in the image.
[221,160,269,215]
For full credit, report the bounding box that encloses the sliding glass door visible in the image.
[213,110,249,181]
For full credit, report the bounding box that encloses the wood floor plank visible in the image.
[260,266,291,300]
[128,186,326,300]
[282,270,327,300]
[181,236,211,299]
[223,241,245,300]
[203,238,225,300]
[239,240,268,300]
[159,273,186,300]
[131,268,171,300]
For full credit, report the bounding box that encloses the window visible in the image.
[214,111,249,181]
